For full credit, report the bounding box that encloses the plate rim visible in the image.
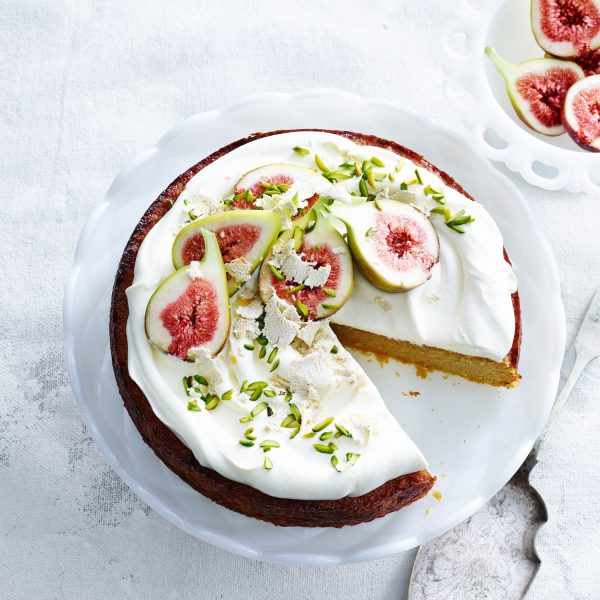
[64,87,566,564]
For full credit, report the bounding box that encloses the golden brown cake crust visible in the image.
[109,128,520,527]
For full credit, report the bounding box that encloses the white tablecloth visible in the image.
[2,1,599,597]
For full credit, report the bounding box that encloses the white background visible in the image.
[1,0,599,598]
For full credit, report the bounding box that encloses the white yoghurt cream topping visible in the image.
[126,131,517,500]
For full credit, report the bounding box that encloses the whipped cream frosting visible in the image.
[126,131,516,501]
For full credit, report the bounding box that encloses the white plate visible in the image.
[442,0,600,194]
[64,89,565,565]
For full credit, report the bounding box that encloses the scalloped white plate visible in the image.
[442,0,600,193]
[64,89,565,564]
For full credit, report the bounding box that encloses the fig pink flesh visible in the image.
[160,279,219,359]
[371,213,437,273]
[181,224,261,264]
[233,174,294,209]
[271,244,341,320]
[539,0,600,52]
[570,86,600,143]
[576,47,600,75]
[516,68,581,128]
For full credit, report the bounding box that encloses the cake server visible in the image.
[407,283,600,599]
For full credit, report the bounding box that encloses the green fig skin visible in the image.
[485,46,584,136]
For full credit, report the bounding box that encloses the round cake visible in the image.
[110,129,521,528]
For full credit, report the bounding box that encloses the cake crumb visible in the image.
[432,490,442,501]
[415,364,430,379]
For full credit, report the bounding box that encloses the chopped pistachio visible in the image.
[371,156,385,167]
[320,303,337,310]
[388,172,396,182]
[247,381,268,391]
[243,343,255,351]
[193,374,208,386]
[331,455,340,470]
[328,442,338,451]
[312,416,334,432]
[289,403,302,422]
[250,387,263,401]
[287,284,306,294]
[204,395,219,410]
[239,439,254,447]
[267,347,279,364]
[256,335,268,346]
[183,376,191,396]
[415,168,423,185]
[187,400,201,412]
[281,414,296,428]
[359,178,368,197]
[293,146,310,156]
[269,264,284,281]
[320,431,333,441]
[240,380,249,393]
[263,389,276,398]
[334,423,352,437]
[289,426,300,439]
[323,287,336,297]
[269,359,280,372]
[296,300,309,318]
[313,443,334,454]
[365,226,378,237]
[303,431,316,438]
[346,452,361,465]
[239,416,253,423]
[330,345,339,354]
[221,389,233,401]
[259,440,280,450]
[314,154,329,172]
[251,402,268,417]
[264,456,273,470]
[366,169,376,189]
[258,345,266,359]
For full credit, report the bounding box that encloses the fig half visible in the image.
[486,47,584,135]
[531,0,600,58]
[146,230,230,360]
[172,209,281,294]
[562,73,600,151]
[334,199,439,293]
[232,163,328,218]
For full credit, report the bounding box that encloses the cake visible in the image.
[110,129,521,528]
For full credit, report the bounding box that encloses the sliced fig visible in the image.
[562,74,600,151]
[172,209,281,295]
[334,199,439,293]
[146,230,230,360]
[486,47,584,135]
[232,163,327,218]
[531,0,600,58]
[258,203,354,320]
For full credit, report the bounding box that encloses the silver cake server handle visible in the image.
[407,284,600,600]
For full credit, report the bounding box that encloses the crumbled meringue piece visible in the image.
[263,294,301,347]
[186,347,222,387]
[224,256,252,283]
[269,239,330,288]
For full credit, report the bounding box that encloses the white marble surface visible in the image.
[1,0,599,598]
